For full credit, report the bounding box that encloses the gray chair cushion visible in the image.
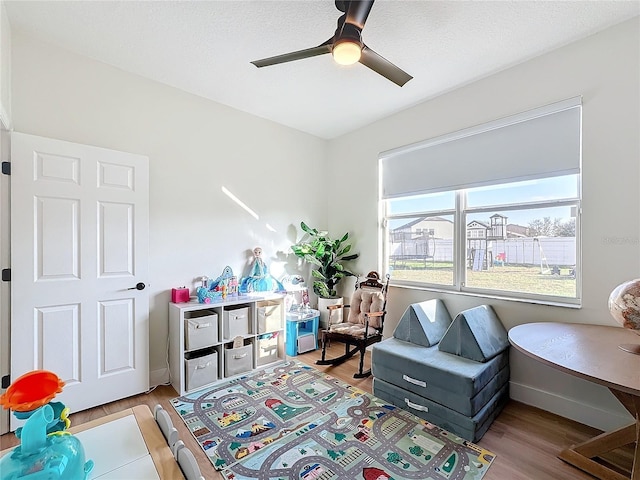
[373,377,509,443]
[373,359,509,417]
[438,305,509,362]
[372,337,509,397]
[392,299,452,347]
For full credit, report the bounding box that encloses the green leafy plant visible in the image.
[291,222,359,298]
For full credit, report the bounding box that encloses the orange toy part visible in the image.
[0,370,65,412]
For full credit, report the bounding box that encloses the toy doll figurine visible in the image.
[240,247,284,293]
[249,247,268,277]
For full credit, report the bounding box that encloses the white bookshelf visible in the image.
[169,295,285,395]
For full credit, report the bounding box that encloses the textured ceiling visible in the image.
[5,1,639,139]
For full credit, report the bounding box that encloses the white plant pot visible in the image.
[317,297,344,331]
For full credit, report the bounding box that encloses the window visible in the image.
[380,98,581,305]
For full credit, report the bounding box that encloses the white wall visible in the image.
[327,17,640,431]
[0,0,10,126]
[10,33,328,385]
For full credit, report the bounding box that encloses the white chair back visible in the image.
[172,440,205,480]
[153,404,179,448]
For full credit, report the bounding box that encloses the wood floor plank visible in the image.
[1,344,635,479]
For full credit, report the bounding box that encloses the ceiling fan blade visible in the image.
[251,41,332,68]
[359,45,413,87]
[345,0,375,30]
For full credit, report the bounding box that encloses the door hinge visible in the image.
[1,268,10,281]
[1,375,9,389]
[1,161,9,175]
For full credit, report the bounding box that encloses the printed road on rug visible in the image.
[171,361,495,480]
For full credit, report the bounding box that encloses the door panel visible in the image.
[98,201,133,276]
[36,196,80,279]
[38,304,80,381]
[100,299,134,374]
[36,151,80,184]
[98,161,134,189]
[11,132,149,427]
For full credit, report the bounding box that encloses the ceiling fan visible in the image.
[250,0,413,87]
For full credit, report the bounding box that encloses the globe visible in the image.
[608,278,640,354]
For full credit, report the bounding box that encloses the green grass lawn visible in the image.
[390,263,576,298]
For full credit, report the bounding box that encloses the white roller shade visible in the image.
[380,97,582,199]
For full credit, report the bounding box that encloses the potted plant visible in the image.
[291,222,359,328]
[291,222,359,298]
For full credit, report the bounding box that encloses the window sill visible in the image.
[389,281,582,309]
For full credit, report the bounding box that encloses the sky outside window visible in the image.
[388,174,578,227]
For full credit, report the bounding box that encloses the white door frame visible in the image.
[0,116,10,435]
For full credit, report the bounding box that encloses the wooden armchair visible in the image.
[316,271,390,378]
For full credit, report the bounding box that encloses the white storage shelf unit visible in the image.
[169,295,285,395]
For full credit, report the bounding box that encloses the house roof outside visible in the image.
[392,216,452,231]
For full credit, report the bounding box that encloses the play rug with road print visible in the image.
[170,361,495,480]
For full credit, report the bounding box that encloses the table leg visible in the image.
[632,396,639,480]
[559,424,635,480]
[558,389,639,480]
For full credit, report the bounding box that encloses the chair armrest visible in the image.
[363,310,386,337]
[327,304,350,311]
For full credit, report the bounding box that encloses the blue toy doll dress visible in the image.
[239,247,284,293]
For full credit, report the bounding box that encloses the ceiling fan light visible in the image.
[332,40,361,66]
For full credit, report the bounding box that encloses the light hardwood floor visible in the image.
[1,345,634,479]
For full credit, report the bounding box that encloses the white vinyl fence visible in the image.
[389,237,576,267]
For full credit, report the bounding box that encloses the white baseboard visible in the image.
[509,381,632,432]
[150,367,170,388]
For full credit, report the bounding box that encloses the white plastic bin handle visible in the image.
[405,398,429,412]
[403,375,426,388]
[233,353,247,359]
[195,362,212,369]
[195,322,211,329]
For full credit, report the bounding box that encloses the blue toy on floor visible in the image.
[0,370,94,479]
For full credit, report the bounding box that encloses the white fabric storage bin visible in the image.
[224,344,253,376]
[257,302,283,333]
[297,333,316,354]
[257,333,280,366]
[185,351,218,391]
[224,307,250,339]
[185,313,218,350]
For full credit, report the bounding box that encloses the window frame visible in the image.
[382,179,582,307]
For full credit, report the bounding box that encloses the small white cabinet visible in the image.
[169,295,285,395]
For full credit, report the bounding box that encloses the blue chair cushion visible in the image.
[373,377,509,443]
[438,305,509,362]
[372,337,508,398]
[392,299,452,347]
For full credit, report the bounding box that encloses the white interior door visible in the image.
[10,133,149,426]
